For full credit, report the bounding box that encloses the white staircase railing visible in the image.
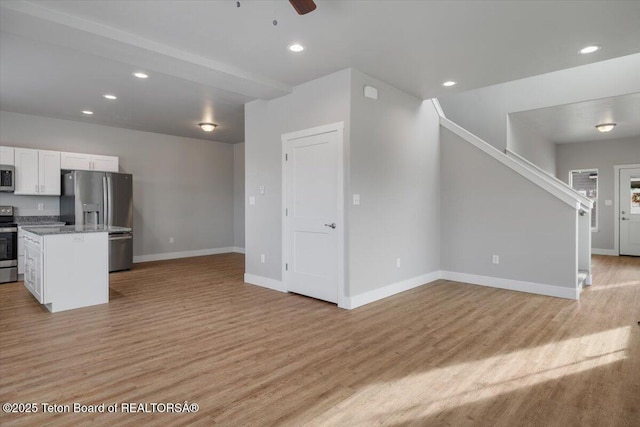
[505,148,593,210]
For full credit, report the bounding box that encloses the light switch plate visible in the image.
[259,185,265,195]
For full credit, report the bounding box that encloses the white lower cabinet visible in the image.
[23,235,44,303]
[18,224,65,275]
[23,230,109,313]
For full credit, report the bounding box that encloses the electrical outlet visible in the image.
[259,185,265,195]
[260,254,265,264]
[169,237,175,244]
[492,255,499,264]
[37,203,44,211]
[396,258,401,268]
[249,196,256,205]
[353,194,360,205]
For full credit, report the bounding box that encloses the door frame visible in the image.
[613,163,640,256]
[281,122,346,308]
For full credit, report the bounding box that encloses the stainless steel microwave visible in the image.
[0,165,15,192]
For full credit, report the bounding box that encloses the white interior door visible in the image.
[284,126,343,304]
[620,167,640,256]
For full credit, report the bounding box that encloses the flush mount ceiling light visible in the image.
[103,94,117,100]
[442,81,457,87]
[133,72,149,79]
[288,43,305,53]
[82,110,94,115]
[595,123,616,133]
[199,123,217,132]
[580,45,601,54]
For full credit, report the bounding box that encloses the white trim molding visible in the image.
[233,247,246,254]
[133,247,237,263]
[441,271,579,300]
[281,121,345,142]
[344,271,442,309]
[431,98,446,119]
[591,248,617,256]
[244,274,286,293]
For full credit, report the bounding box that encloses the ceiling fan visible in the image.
[289,0,316,15]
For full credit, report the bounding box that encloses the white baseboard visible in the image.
[441,271,579,300]
[591,248,617,256]
[344,271,442,309]
[233,247,246,254]
[133,247,237,263]
[244,273,286,293]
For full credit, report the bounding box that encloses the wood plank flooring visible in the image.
[1,254,639,426]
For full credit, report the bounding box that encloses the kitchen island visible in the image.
[22,225,131,313]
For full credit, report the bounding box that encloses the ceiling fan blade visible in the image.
[289,0,316,15]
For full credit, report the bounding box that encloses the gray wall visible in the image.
[556,137,640,251]
[348,69,440,296]
[244,69,351,282]
[439,53,640,152]
[0,110,236,258]
[507,115,556,174]
[441,128,577,288]
[233,142,245,249]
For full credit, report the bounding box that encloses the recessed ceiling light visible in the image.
[442,81,457,87]
[82,110,94,115]
[288,43,305,53]
[580,45,600,54]
[103,94,117,100]
[133,72,149,79]
[595,123,616,133]
[199,123,217,132]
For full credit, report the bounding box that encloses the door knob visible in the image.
[621,217,629,220]
[324,223,337,229]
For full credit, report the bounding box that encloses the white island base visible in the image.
[23,230,109,313]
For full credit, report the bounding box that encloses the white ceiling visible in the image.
[511,93,640,144]
[1,0,640,143]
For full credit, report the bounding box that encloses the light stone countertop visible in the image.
[22,225,132,236]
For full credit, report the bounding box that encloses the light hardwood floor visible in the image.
[1,254,639,426]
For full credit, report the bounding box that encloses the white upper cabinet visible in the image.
[61,152,118,172]
[89,154,118,172]
[0,146,15,165]
[14,148,60,195]
[14,148,39,194]
[60,152,91,170]
[38,150,61,195]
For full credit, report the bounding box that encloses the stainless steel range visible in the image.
[0,206,18,284]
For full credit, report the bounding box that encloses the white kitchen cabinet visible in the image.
[18,223,66,275]
[23,234,44,303]
[0,146,14,165]
[39,150,61,195]
[22,229,109,313]
[14,148,39,194]
[90,154,118,172]
[14,148,61,195]
[60,152,91,170]
[61,152,118,172]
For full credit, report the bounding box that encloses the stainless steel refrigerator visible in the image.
[60,171,133,272]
